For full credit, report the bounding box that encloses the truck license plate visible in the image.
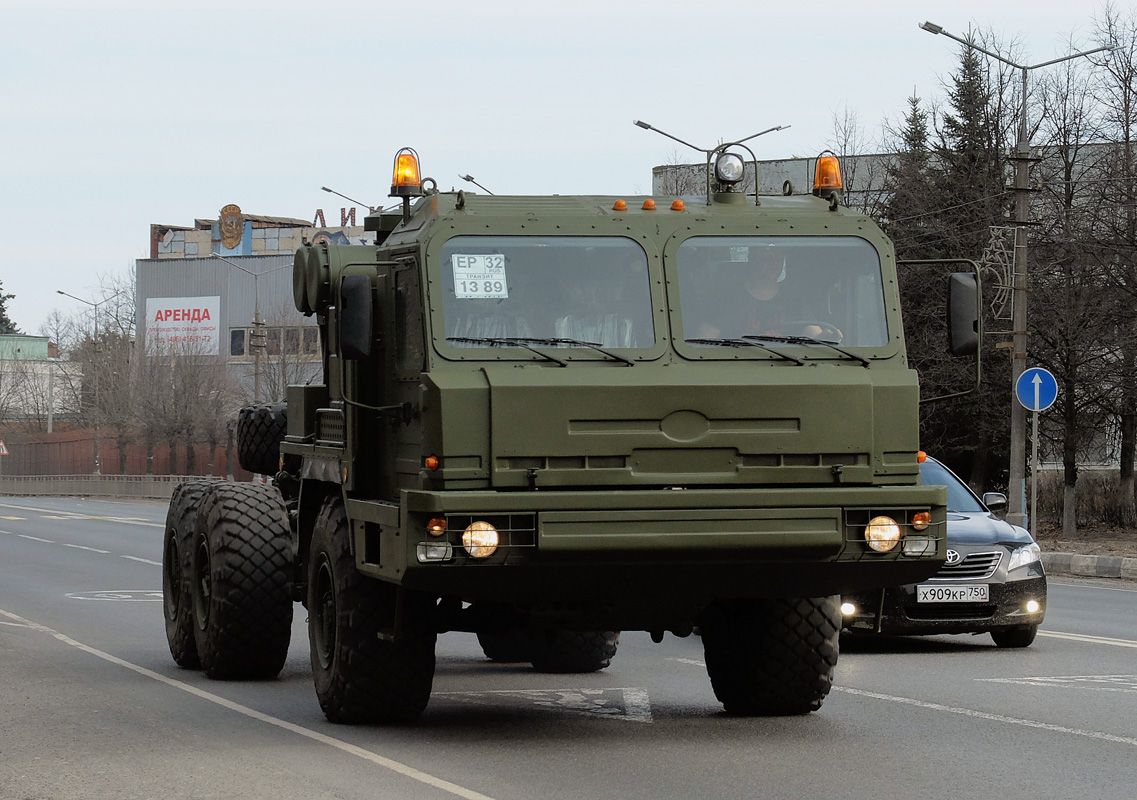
[916,584,989,603]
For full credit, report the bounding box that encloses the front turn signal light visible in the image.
[912,511,931,531]
[426,518,447,536]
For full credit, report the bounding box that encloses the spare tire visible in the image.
[237,402,288,476]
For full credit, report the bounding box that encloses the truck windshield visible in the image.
[437,235,655,351]
[676,236,889,348]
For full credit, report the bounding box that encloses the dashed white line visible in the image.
[121,555,162,566]
[832,685,1137,748]
[17,534,54,543]
[670,656,1137,748]
[0,607,498,800]
[1039,630,1137,648]
[61,543,111,554]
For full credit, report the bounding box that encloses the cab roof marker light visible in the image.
[390,147,423,197]
[813,152,844,210]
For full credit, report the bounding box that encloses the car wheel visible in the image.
[190,482,294,679]
[309,496,437,723]
[700,596,840,715]
[991,625,1038,648]
[162,480,213,668]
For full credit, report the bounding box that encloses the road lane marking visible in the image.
[4,526,159,566]
[833,685,1137,748]
[121,555,162,566]
[434,687,653,722]
[1039,630,1137,648]
[0,501,161,528]
[66,590,164,602]
[0,515,26,520]
[669,656,1137,748]
[61,543,111,554]
[978,674,1137,693]
[0,607,498,800]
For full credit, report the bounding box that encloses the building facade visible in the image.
[137,203,375,403]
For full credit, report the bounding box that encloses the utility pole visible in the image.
[919,22,1110,526]
[211,254,291,404]
[57,289,123,475]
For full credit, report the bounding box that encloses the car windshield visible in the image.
[675,236,888,348]
[920,459,986,513]
[437,235,655,351]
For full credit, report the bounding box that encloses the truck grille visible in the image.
[443,513,537,552]
[316,409,345,445]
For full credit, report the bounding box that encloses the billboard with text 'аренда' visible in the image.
[145,296,221,355]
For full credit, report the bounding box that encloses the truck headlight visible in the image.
[715,152,746,184]
[462,521,499,558]
[865,516,901,552]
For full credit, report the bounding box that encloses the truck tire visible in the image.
[162,480,212,668]
[477,630,533,663]
[237,402,288,476]
[991,625,1037,648]
[308,497,437,723]
[700,596,840,715]
[529,630,620,673]
[190,482,294,679]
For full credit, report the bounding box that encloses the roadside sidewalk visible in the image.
[1042,552,1137,581]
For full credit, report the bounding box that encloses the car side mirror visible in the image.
[948,272,979,356]
[982,492,1008,513]
[339,274,374,360]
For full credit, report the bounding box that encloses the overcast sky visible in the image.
[1,0,1124,336]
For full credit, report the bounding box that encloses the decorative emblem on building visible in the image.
[219,204,243,249]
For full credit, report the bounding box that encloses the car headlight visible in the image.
[1008,542,1041,571]
[865,516,901,553]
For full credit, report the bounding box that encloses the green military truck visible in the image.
[163,144,968,724]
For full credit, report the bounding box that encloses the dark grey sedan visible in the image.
[842,457,1047,648]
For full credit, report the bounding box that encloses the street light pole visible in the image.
[919,22,1110,526]
[57,289,123,475]
[211,254,291,404]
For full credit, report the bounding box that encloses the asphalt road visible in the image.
[2,495,1136,800]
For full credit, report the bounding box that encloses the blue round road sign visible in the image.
[1015,367,1058,412]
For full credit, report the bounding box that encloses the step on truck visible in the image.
[163,142,975,723]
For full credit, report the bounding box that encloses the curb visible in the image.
[1042,551,1137,581]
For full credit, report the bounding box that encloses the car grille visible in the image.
[928,550,1002,581]
[906,604,997,621]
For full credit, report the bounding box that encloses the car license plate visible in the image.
[916,584,989,603]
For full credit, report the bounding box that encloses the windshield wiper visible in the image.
[446,336,568,367]
[743,335,871,367]
[685,337,805,365]
[503,337,635,366]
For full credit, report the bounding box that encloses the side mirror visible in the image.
[947,272,979,356]
[982,492,1008,513]
[339,274,374,360]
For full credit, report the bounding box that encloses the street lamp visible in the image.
[321,186,375,213]
[57,288,123,474]
[919,21,1111,527]
[211,254,291,404]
